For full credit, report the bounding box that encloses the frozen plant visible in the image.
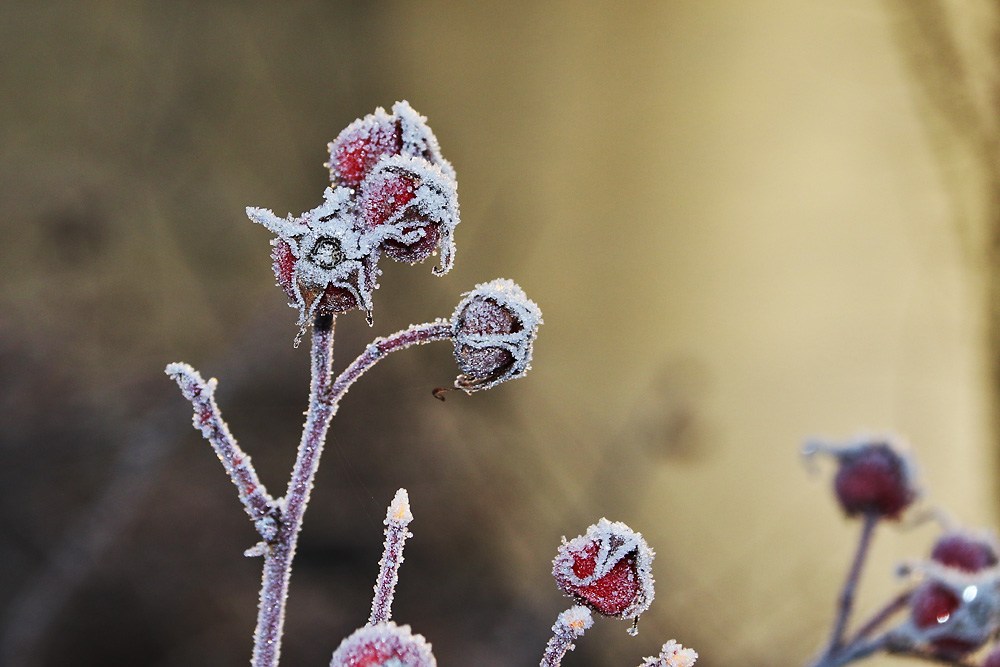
[166,102,695,667]
[803,434,1000,667]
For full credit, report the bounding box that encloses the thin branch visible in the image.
[328,320,454,411]
[827,513,880,652]
[368,488,414,626]
[539,606,593,667]
[253,313,337,667]
[848,589,912,642]
[165,362,274,522]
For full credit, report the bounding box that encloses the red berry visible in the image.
[931,532,999,573]
[327,108,402,189]
[329,622,435,667]
[552,518,654,621]
[910,583,982,657]
[832,440,916,520]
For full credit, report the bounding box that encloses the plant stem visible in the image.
[826,513,879,653]
[250,317,453,667]
[253,314,337,667]
[368,488,414,626]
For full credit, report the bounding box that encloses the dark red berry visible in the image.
[931,532,999,573]
[832,441,916,520]
[451,280,541,393]
[327,109,402,189]
[910,583,981,657]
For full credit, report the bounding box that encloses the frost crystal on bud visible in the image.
[638,640,698,667]
[249,101,459,330]
[552,518,654,625]
[451,279,542,393]
[359,155,459,273]
[803,435,918,520]
[329,622,435,667]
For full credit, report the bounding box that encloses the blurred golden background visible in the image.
[2,2,998,666]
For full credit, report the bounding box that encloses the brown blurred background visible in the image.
[2,2,999,666]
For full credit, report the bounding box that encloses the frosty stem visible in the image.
[165,363,275,523]
[539,607,593,667]
[369,489,414,626]
[828,513,879,652]
[169,316,455,667]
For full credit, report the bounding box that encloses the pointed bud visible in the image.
[329,622,435,667]
[451,279,541,393]
[552,518,654,625]
[803,436,918,520]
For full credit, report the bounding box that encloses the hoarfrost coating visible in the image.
[249,100,459,331]
[451,278,542,392]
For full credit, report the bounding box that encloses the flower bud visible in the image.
[932,530,1000,574]
[451,279,542,393]
[329,622,435,667]
[803,436,917,520]
[359,155,459,273]
[552,518,655,623]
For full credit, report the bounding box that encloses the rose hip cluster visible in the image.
[804,435,1000,667]
[247,101,459,328]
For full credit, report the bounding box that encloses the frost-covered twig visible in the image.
[165,362,274,523]
[540,606,593,667]
[369,488,414,626]
[330,321,452,408]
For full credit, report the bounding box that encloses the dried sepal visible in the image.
[552,518,655,627]
[638,640,698,667]
[329,622,435,667]
[451,279,542,393]
[249,187,381,328]
[802,434,918,520]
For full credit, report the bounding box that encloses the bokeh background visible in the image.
[2,2,999,666]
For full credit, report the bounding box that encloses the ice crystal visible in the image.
[638,640,698,667]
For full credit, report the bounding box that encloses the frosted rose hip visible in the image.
[451,279,542,393]
[931,530,999,573]
[329,622,435,667]
[803,436,917,520]
[552,518,654,622]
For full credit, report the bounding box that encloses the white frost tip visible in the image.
[639,640,698,667]
[555,605,594,637]
[387,488,413,526]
